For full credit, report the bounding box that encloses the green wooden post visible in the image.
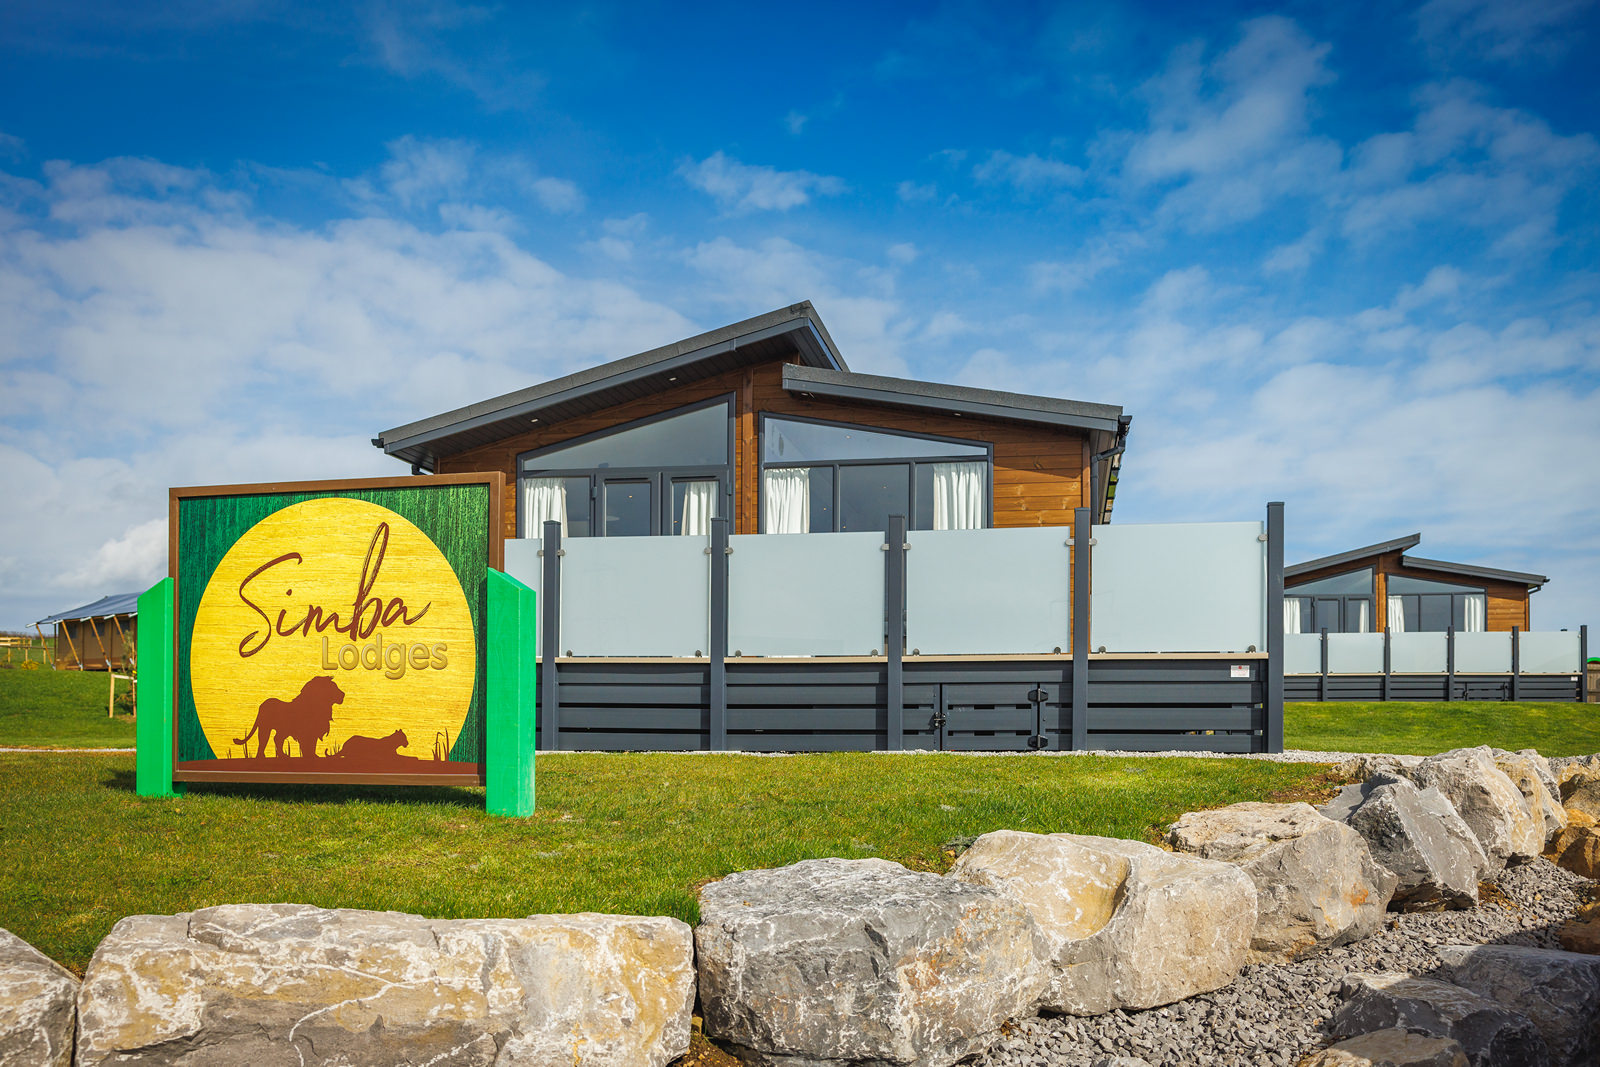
[135,578,185,798]
[486,569,537,816]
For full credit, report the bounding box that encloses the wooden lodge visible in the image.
[371,303,1302,754]
[1285,533,1547,636]
[35,592,139,671]
[377,302,1132,541]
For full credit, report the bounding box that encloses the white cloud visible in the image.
[532,176,584,213]
[1417,0,1592,64]
[683,236,912,376]
[785,110,808,135]
[897,180,937,202]
[971,150,1084,192]
[353,136,586,216]
[0,151,691,627]
[677,152,845,213]
[887,242,918,265]
[59,519,167,590]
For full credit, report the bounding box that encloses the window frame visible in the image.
[756,411,995,533]
[1286,568,1375,634]
[515,394,736,538]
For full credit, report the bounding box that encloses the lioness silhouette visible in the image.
[235,676,344,758]
[339,729,408,760]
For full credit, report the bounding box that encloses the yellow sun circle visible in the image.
[190,497,476,763]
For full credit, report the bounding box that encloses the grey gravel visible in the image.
[971,858,1592,1067]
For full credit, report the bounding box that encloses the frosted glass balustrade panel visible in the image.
[1285,634,1323,675]
[905,528,1070,655]
[559,537,709,656]
[729,532,885,656]
[1519,631,1581,674]
[502,539,543,597]
[1328,633,1384,673]
[1090,521,1266,653]
[1391,632,1447,673]
[1455,632,1511,673]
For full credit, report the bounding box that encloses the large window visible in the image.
[759,415,991,534]
[518,397,732,537]
[1386,575,1486,633]
[1285,569,1374,634]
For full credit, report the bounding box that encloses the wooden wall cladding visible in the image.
[436,358,1090,539]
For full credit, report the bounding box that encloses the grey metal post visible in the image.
[885,515,906,751]
[1266,501,1285,753]
[1582,625,1590,703]
[709,518,729,751]
[1445,625,1455,703]
[539,521,562,751]
[1319,627,1329,703]
[1510,626,1520,702]
[1382,629,1391,703]
[1072,506,1091,752]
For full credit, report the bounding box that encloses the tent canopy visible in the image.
[35,592,141,626]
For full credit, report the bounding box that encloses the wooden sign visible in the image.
[169,474,504,785]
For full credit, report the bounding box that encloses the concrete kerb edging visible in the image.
[5,744,1598,1066]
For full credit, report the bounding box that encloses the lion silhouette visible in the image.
[338,729,408,761]
[235,675,344,759]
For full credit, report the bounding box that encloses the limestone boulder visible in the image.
[947,830,1256,1015]
[1492,749,1566,841]
[1548,754,1600,790]
[1408,749,1542,870]
[1320,775,1488,910]
[1296,1029,1469,1067]
[1559,776,1600,823]
[1514,749,1560,800]
[695,857,1046,1067]
[1557,918,1600,955]
[1437,944,1600,1066]
[75,904,695,1067]
[1167,802,1397,963]
[1332,972,1549,1067]
[1545,822,1600,879]
[0,928,77,1067]
[1337,754,1425,782]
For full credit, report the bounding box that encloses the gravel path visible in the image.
[974,857,1591,1067]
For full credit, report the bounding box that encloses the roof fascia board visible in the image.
[1398,554,1548,588]
[781,365,1123,434]
[382,316,832,456]
[1285,534,1424,578]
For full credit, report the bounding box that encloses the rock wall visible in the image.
[4,743,1598,1066]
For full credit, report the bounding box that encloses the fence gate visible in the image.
[934,682,1062,751]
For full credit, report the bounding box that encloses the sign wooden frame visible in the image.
[168,473,504,787]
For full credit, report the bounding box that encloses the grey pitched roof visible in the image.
[1399,555,1548,589]
[375,302,847,471]
[1287,533,1548,590]
[1286,534,1422,578]
[36,592,141,626]
[779,364,1126,434]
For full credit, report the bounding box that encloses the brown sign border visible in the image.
[169,472,505,786]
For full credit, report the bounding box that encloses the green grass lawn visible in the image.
[0,668,135,748]
[0,751,1333,973]
[1286,700,1600,757]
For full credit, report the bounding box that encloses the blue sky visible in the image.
[1,0,1597,631]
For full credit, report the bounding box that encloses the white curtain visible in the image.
[1463,594,1486,632]
[1353,599,1371,633]
[1387,596,1406,634]
[524,477,568,537]
[932,461,985,531]
[678,481,715,536]
[1284,598,1302,635]
[763,468,809,534]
